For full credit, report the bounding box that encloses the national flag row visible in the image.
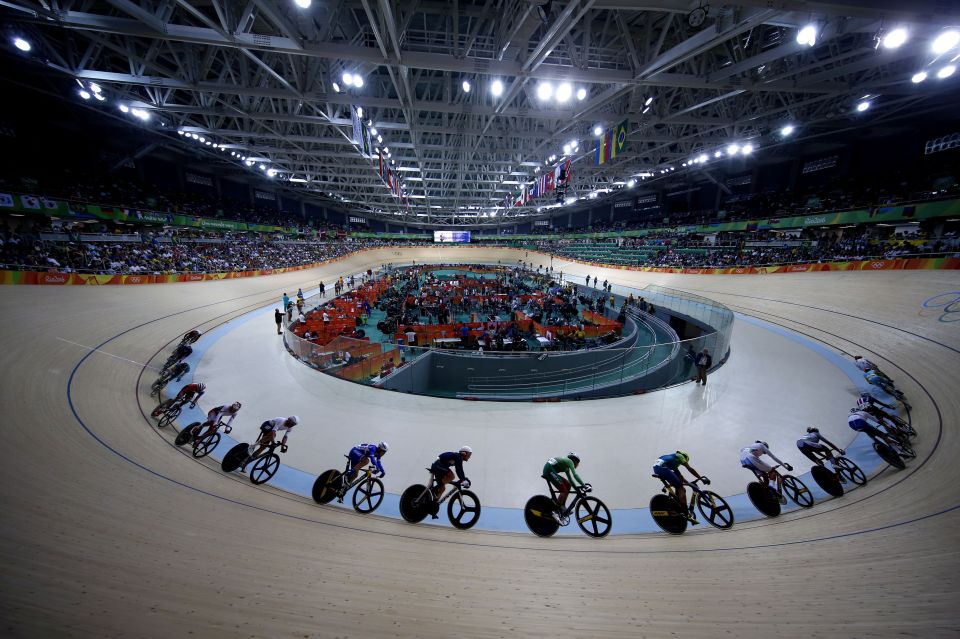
[503,159,573,208]
[595,119,629,166]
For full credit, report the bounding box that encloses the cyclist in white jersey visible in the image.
[242,416,299,471]
[740,441,793,504]
[191,401,242,440]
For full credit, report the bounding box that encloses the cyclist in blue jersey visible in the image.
[857,392,896,413]
[339,441,389,501]
[429,447,472,517]
[848,408,905,455]
[653,451,708,522]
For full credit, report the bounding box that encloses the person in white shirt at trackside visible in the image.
[740,440,793,505]
[242,416,299,472]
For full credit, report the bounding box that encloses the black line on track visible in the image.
[65,269,959,554]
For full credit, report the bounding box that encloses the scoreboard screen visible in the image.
[433,231,471,243]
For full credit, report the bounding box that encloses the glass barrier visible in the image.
[282,270,735,401]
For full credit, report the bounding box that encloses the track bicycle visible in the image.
[649,476,733,535]
[221,440,285,485]
[805,448,866,496]
[312,456,385,514]
[175,420,230,459]
[151,397,190,428]
[523,479,611,538]
[744,463,813,517]
[399,472,481,530]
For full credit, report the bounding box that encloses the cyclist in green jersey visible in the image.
[543,453,591,523]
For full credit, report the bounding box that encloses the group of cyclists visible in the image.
[155,325,913,531]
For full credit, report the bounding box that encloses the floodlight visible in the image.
[576,88,587,100]
[491,80,504,97]
[537,82,553,100]
[13,38,30,52]
[932,31,959,54]
[555,83,572,102]
[937,64,956,79]
[882,28,907,49]
[912,71,928,83]
[797,25,817,47]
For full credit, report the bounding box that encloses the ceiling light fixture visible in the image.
[294,0,311,8]
[491,79,504,97]
[13,38,31,52]
[856,100,871,112]
[462,80,471,93]
[882,27,908,49]
[796,24,817,47]
[912,71,928,83]
[938,64,956,78]
[576,88,587,100]
[780,124,795,136]
[555,82,572,102]
[932,30,960,54]
[536,82,554,100]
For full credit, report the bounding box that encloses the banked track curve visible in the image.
[2,246,958,638]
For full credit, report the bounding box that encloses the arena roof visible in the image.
[3,0,960,226]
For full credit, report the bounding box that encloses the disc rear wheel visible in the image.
[524,495,561,537]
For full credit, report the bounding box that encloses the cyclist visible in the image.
[151,382,205,417]
[428,446,472,518]
[796,427,845,483]
[542,453,589,523]
[857,392,897,413]
[339,441,389,502]
[191,401,242,440]
[864,370,909,408]
[164,343,193,370]
[242,416,299,471]
[169,361,190,381]
[848,408,907,456]
[740,441,793,505]
[653,450,709,523]
[181,329,201,345]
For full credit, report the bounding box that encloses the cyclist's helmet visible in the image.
[567,452,581,465]
[675,450,690,464]
[287,415,300,426]
[196,383,206,392]
[230,401,242,411]
[849,407,861,414]
[377,441,389,453]
[459,445,473,455]
[755,440,769,448]
[807,426,820,433]
[857,394,872,408]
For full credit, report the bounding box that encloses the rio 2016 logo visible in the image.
[921,292,960,323]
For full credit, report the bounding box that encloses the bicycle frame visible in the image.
[542,477,587,516]
[660,476,708,511]
[340,458,377,492]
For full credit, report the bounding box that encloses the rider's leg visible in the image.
[349,457,369,483]
[433,470,453,500]
[557,478,571,510]
[246,431,274,466]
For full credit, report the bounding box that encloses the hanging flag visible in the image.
[545,170,555,192]
[595,120,629,165]
[0,193,14,207]
[378,153,384,178]
[558,159,572,186]
[351,106,362,148]
[361,123,371,157]
[531,180,540,200]
[20,195,41,209]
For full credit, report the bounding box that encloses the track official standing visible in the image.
[275,308,283,335]
[695,348,712,385]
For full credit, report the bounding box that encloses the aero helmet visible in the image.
[377,441,389,452]
[567,452,581,464]
[288,415,300,426]
[807,426,820,433]
[459,445,473,455]
[196,383,206,392]
[675,450,690,464]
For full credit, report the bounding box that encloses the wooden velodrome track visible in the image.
[1,246,958,638]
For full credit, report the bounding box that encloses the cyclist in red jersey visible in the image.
[151,382,206,417]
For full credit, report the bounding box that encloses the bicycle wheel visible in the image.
[873,442,905,470]
[150,380,163,397]
[575,496,612,538]
[448,490,481,529]
[747,482,780,517]
[192,431,220,459]
[524,495,561,537]
[353,477,385,514]
[696,490,735,529]
[250,453,280,485]
[157,405,181,429]
[312,469,342,504]
[174,422,200,447]
[221,443,249,472]
[782,475,814,508]
[835,456,867,486]
[399,484,431,523]
[811,465,844,497]
[649,494,687,535]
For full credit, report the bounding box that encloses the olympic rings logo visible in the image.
[921,292,960,323]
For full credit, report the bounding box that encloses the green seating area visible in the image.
[556,243,726,266]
